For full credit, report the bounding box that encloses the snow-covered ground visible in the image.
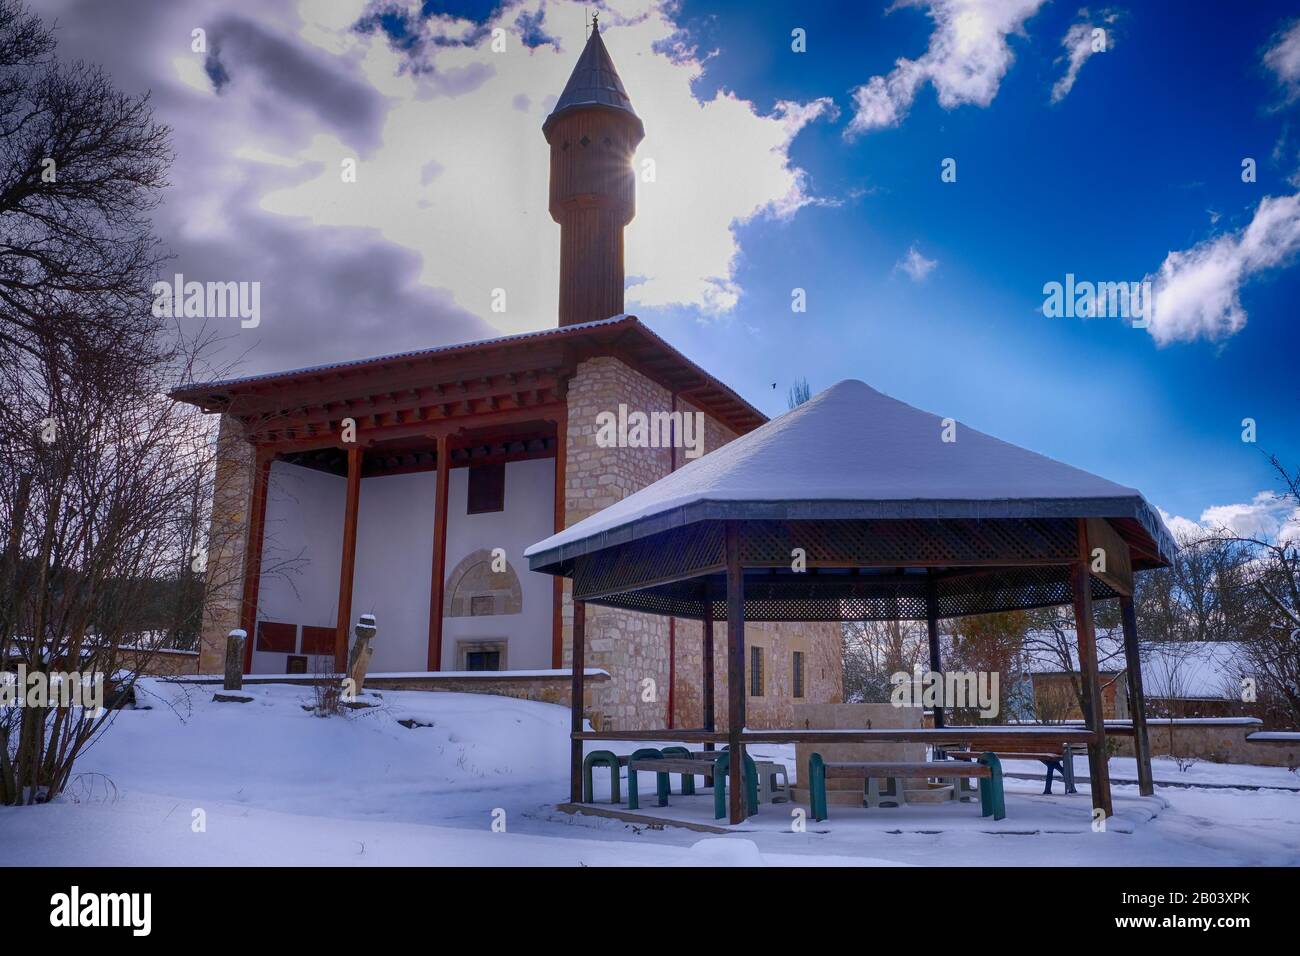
[2,680,1297,866]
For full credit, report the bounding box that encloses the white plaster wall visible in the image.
[442,457,555,670]
[351,470,437,673]
[254,461,345,674]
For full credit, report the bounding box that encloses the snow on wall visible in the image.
[442,457,555,671]
[254,461,345,673]
[351,471,437,673]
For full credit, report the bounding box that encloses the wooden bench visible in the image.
[943,741,1081,795]
[807,753,1005,822]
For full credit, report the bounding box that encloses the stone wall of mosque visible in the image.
[197,414,256,674]
[561,357,843,731]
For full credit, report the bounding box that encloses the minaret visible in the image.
[543,17,644,327]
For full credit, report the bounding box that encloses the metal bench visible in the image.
[944,741,1081,795]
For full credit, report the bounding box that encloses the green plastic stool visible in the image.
[713,750,759,820]
[582,749,621,804]
[627,748,670,810]
[661,745,697,795]
[978,752,1006,821]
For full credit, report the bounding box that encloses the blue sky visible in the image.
[636,0,1300,530]
[44,0,1300,538]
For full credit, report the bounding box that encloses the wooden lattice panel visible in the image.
[580,563,1117,622]
[737,518,1079,567]
[572,521,723,601]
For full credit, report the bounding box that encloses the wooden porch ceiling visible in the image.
[282,420,560,477]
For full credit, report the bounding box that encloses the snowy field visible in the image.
[2,680,1298,867]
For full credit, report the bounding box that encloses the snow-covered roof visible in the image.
[1021,636,1247,700]
[526,379,1174,564]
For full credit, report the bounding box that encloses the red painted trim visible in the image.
[666,392,677,728]
[238,450,272,673]
[427,434,451,671]
[334,446,362,671]
[551,414,567,669]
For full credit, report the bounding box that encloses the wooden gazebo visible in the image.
[526,380,1175,824]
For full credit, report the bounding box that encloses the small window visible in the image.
[793,651,805,699]
[465,650,501,671]
[457,639,507,672]
[467,463,505,514]
[750,645,764,697]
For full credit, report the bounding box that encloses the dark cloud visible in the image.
[205,15,389,154]
[37,0,495,383]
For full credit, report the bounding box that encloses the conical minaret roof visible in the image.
[543,21,643,139]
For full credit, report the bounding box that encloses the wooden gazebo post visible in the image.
[1070,520,1113,817]
[570,599,586,803]
[702,607,715,752]
[724,522,746,825]
[1120,594,1155,796]
[924,573,944,728]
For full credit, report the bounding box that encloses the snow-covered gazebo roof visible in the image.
[527,380,1175,604]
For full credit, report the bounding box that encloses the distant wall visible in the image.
[1111,718,1300,769]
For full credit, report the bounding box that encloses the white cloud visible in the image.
[895,243,938,281]
[1051,9,1118,104]
[846,0,1046,138]
[1264,18,1300,102]
[253,0,837,328]
[1142,193,1300,344]
[1161,494,1300,546]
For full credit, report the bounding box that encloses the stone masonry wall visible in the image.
[197,414,255,673]
[562,359,842,731]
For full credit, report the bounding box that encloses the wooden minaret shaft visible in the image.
[546,113,641,326]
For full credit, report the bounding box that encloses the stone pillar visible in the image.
[223,629,246,691]
[199,415,256,674]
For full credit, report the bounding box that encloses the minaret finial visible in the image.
[592,11,599,33]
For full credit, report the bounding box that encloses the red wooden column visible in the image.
[570,599,586,803]
[702,605,715,752]
[1070,519,1113,817]
[238,447,273,673]
[666,394,678,727]
[925,573,944,729]
[334,445,362,671]
[1120,594,1155,796]
[725,522,746,825]
[551,415,567,668]
[426,432,450,672]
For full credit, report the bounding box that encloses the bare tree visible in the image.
[840,618,927,703]
[1210,455,1300,726]
[0,0,218,804]
[787,377,811,410]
